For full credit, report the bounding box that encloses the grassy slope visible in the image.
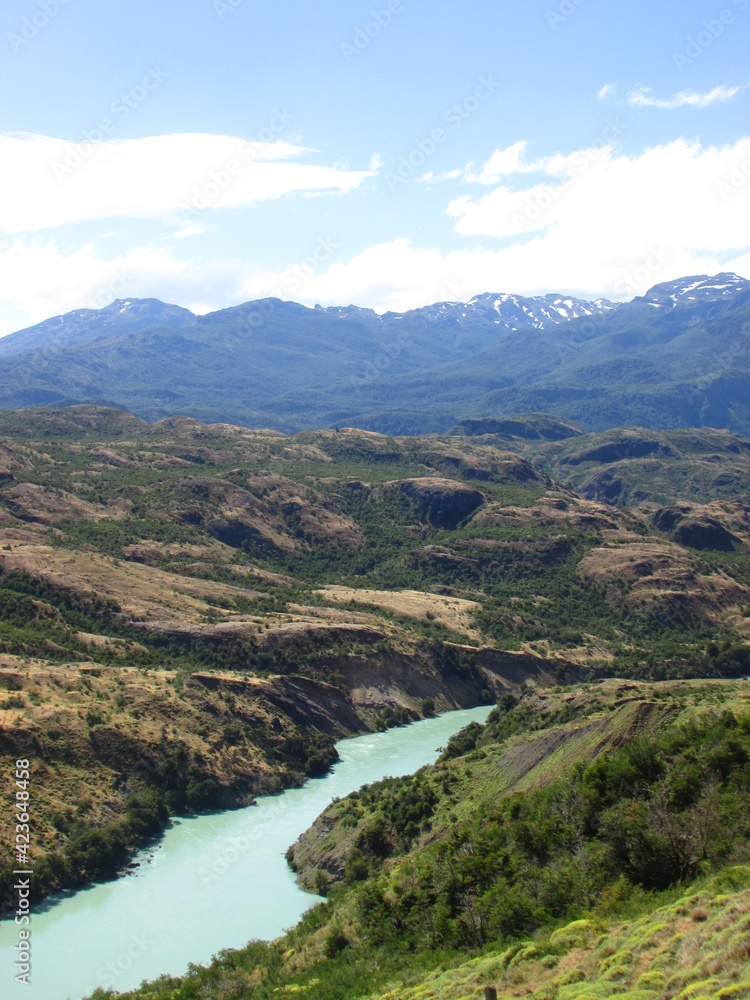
[372,866,750,1000]
[451,423,750,508]
[0,406,748,909]
[99,678,750,1000]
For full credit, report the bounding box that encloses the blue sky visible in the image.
[1,0,749,334]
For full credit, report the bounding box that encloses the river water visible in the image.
[0,705,493,1000]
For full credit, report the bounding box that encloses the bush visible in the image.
[323,928,350,958]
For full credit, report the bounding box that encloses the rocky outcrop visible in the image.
[579,468,624,504]
[0,482,127,525]
[651,506,687,534]
[420,448,546,485]
[386,477,485,529]
[673,518,738,552]
[651,505,740,551]
[165,475,364,554]
[452,414,583,441]
[335,644,582,717]
[562,437,676,466]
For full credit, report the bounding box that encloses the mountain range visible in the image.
[0,272,748,434]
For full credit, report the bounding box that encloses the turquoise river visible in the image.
[0,704,493,1000]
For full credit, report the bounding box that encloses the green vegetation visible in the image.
[509,426,750,508]
[3,409,747,674]
[1,279,750,436]
[95,681,750,999]
[0,407,748,996]
[0,408,748,916]
[0,565,139,662]
[27,789,168,898]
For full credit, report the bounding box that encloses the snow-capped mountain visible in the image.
[636,272,750,310]
[459,291,617,331]
[0,271,747,438]
[319,291,617,341]
[0,290,621,363]
[0,299,196,359]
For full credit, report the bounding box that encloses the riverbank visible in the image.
[0,640,578,915]
[94,677,750,1000]
[0,705,494,1000]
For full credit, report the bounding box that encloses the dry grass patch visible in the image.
[577,540,750,622]
[0,656,323,875]
[0,532,270,628]
[318,586,482,639]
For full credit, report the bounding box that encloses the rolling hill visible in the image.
[1,404,749,911]
[0,406,748,999]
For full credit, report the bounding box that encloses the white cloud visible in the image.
[239,237,748,314]
[598,83,617,101]
[0,238,254,335]
[446,137,750,253]
[430,136,627,188]
[370,153,383,171]
[626,84,741,110]
[242,137,750,309]
[2,136,749,334]
[466,141,537,184]
[171,224,207,240]
[413,143,541,187]
[417,167,467,184]
[0,132,374,235]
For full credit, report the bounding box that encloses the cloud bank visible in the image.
[0,132,374,235]
[1,135,749,332]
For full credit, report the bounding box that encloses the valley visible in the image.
[5,0,749,993]
[101,676,750,1000]
[0,403,747,999]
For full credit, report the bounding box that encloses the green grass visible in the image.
[98,682,750,1000]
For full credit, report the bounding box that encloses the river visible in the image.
[0,704,493,1000]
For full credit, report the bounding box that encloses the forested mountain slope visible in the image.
[0,273,748,435]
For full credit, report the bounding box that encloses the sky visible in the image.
[0,0,749,335]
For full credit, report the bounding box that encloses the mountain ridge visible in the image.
[0,272,748,436]
[4,271,747,356]
[0,286,622,359]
